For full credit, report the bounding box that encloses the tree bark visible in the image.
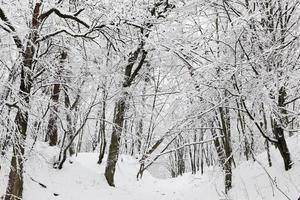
[5,111,28,200]
[104,0,174,186]
[46,51,66,146]
[105,45,147,186]
[64,87,76,156]
[219,107,232,193]
[273,87,292,170]
[47,84,60,146]
[105,94,127,186]
[5,3,41,199]
[98,88,107,164]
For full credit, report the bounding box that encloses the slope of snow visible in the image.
[1,136,300,200]
[229,135,300,200]
[20,143,220,200]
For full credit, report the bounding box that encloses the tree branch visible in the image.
[39,8,90,28]
[36,29,94,42]
[124,50,148,87]
[242,99,278,144]
[0,8,24,51]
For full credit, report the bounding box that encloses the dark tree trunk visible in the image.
[262,104,272,167]
[189,145,195,174]
[175,137,185,176]
[199,130,204,174]
[200,145,204,174]
[47,83,60,146]
[236,100,251,160]
[129,120,135,156]
[98,131,106,164]
[123,120,128,153]
[104,0,174,186]
[5,151,23,200]
[5,111,28,200]
[211,121,226,166]
[105,44,147,186]
[274,87,292,170]
[274,122,292,170]
[265,140,272,167]
[98,88,107,164]
[136,119,143,154]
[5,3,41,199]
[46,51,66,146]
[219,107,232,193]
[105,95,126,186]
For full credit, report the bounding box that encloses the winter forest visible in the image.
[0,0,300,199]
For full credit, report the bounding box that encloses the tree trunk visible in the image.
[5,3,41,199]
[46,51,66,146]
[5,111,28,200]
[274,86,292,170]
[262,104,272,167]
[136,119,143,154]
[64,87,76,156]
[135,81,147,155]
[98,88,107,164]
[210,121,226,167]
[274,121,292,170]
[265,139,272,167]
[47,83,60,146]
[105,94,127,186]
[219,107,232,193]
[105,36,147,186]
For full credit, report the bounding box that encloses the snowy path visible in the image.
[24,150,219,200]
[2,138,300,200]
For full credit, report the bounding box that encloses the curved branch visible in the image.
[242,99,278,144]
[39,8,89,28]
[36,29,94,42]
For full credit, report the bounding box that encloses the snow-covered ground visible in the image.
[1,136,300,200]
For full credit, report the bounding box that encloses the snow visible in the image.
[1,136,300,200]
[22,148,219,200]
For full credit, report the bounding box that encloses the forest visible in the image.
[0,0,300,200]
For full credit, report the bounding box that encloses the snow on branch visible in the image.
[36,29,95,42]
[39,8,90,28]
[139,135,224,176]
[242,98,278,144]
[0,8,24,51]
[158,136,223,157]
